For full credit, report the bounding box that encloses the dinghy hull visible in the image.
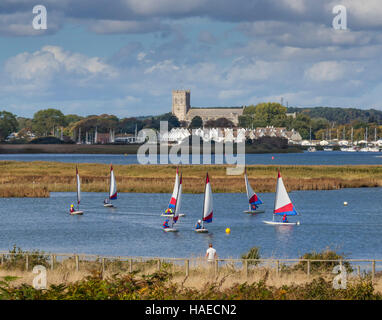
[244,210,265,214]
[104,204,114,208]
[161,214,175,217]
[195,228,208,233]
[164,228,178,232]
[263,220,300,226]
[70,211,84,215]
[179,213,186,217]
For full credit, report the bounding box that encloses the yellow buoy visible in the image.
[225,228,231,234]
[344,201,348,206]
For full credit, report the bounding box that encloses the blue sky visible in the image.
[1,0,382,118]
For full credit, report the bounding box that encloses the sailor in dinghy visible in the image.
[161,168,179,217]
[104,165,117,208]
[163,174,183,232]
[243,168,265,214]
[195,172,213,233]
[70,166,84,215]
[263,170,300,226]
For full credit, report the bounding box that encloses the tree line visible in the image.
[1,103,382,142]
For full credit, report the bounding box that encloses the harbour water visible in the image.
[1,188,381,260]
[1,151,382,165]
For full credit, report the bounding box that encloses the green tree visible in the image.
[32,109,66,136]
[255,102,287,125]
[0,111,18,141]
[204,117,234,128]
[16,117,33,131]
[65,114,83,126]
[188,116,203,129]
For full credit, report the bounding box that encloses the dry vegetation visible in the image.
[1,259,382,300]
[0,161,382,197]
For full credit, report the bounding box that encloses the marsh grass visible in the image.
[1,161,382,197]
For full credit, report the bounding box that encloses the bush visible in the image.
[1,245,50,271]
[29,136,63,144]
[293,249,353,274]
[241,246,261,266]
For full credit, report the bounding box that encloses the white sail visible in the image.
[274,171,297,216]
[76,167,81,205]
[175,175,182,216]
[109,165,117,200]
[168,168,179,210]
[244,171,254,200]
[173,174,182,223]
[202,173,213,223]
[244,170,263,210]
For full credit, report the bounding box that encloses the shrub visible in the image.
[293,249,353,274]
[241,246,261,266]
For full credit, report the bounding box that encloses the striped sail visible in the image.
[173,174,182,223]
[244,170,263,210]
[168,168,179,210]
[109,165,117,200]
[202,173,213,223]
[274,171,297,216]
[76,167,81,205]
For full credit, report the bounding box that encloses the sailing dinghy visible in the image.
[104,165,117,208]
[161,168,179,217]
[243,169,265,214]
[195,173,213,233]
[70,167,84,215]
[164,174,183,232]
[263,170,300,226]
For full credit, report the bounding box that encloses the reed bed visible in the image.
[1,161,382,197]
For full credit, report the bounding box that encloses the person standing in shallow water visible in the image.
[205,243,217,262]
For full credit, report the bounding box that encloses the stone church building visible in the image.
[172,90,244,126]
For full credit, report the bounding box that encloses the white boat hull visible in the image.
[244,210,265,214]
[195,228,208,233]
[263,220,300,226]
[104,203,114,207]
[164,228,178,232]
[179,213,186,217]
[161,214,174,217]
[70,211,84,215]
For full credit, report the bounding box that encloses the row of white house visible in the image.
[159,126,303,144]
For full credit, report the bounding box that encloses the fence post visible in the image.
[243,260,248,280]
[185,259,189,277]
[157,259,161,271]
[307,260,310,278]
[129,259,133,273]
[276,260,280,276]
[1,254,3,265]
[50,254,54,270]
[102,258,105,274]
[25,255,29,271]
[214,260,219,276]
[357,266,361,277]
[75,255,79,271]
[372,261,375,282]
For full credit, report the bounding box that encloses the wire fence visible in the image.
[0,252,381,281]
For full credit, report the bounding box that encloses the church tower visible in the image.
[172,90,190,121]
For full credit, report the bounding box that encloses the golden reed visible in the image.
[0,161,381,197]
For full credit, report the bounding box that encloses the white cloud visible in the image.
[305,61,346,82]
[4,46,118,82]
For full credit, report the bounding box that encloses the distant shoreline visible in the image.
[0,144,303,154]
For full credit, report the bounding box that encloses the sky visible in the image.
[1,0,382,118]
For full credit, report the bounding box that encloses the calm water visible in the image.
[1,151,382,165]
[1,188,381,259]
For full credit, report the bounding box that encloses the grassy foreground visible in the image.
[0,161,382,197]
[0,248,381,300]
[0,266,381,300]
